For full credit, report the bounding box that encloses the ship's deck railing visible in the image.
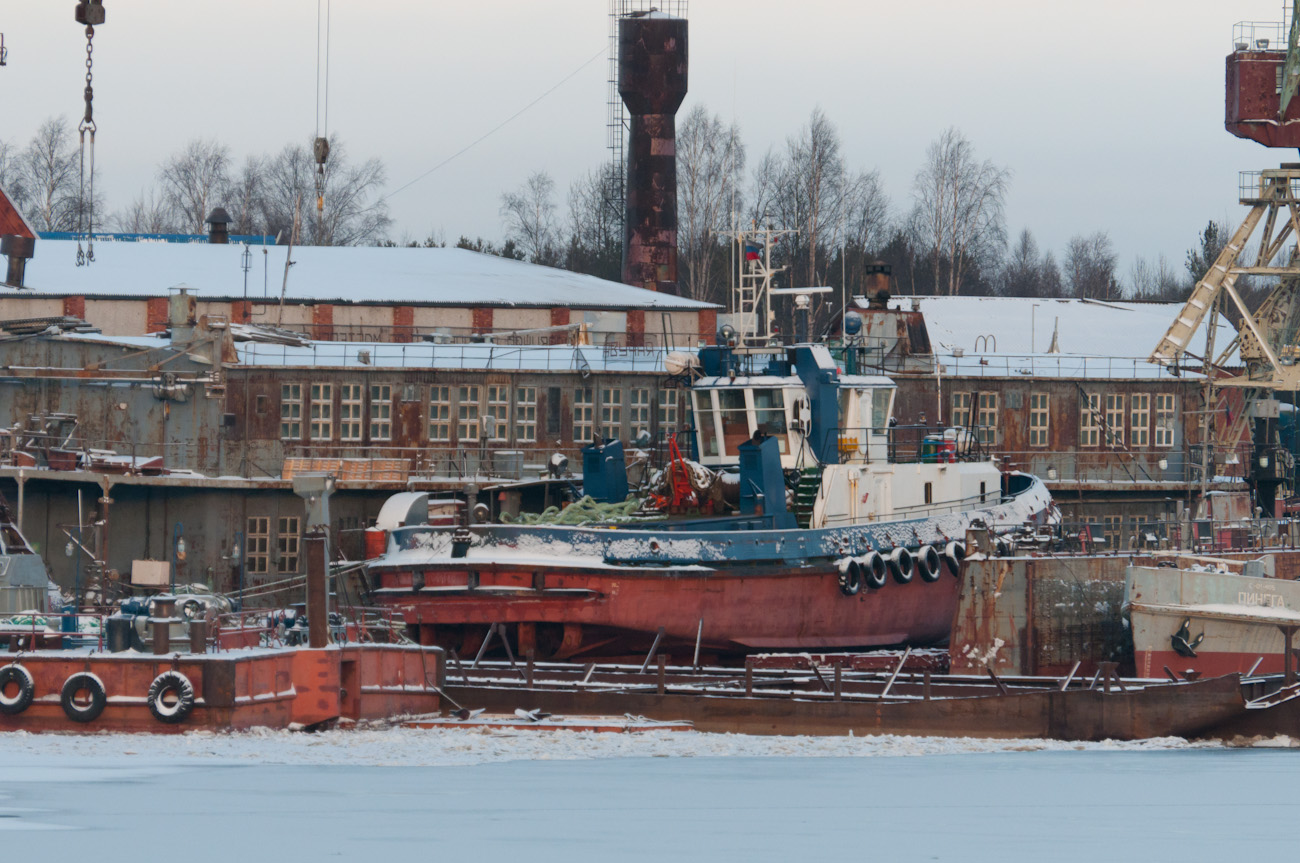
[826,424,993,466]
[993,448,1207,485]
[0,609,108,650]
[1028,518,1300,556]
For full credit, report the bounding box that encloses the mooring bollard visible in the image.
[188,619,208,654]
[151,596,176,656]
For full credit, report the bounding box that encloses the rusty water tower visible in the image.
[618,11,687,294]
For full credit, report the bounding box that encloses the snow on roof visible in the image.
[859,296,1238,362]
[14,238,716,311]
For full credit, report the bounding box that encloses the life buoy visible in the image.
[61,672,107,723]
[943,541,966,577]
[886,547,914,584]
[838,559,863,597]
[147,670,195,724]
[915,546,942,583]
[862,552,888,590]
[0,663,35,715]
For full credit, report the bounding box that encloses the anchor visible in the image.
[1171,617,1205,659]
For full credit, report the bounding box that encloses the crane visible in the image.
[1151,2,1300,513]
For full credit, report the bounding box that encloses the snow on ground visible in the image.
[2,725,1282,768]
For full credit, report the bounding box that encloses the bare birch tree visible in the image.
[500,172,559,265]
[111,188,173,233]
[158,138,232,233]
[260,136,391,246]
[677,105,745,305]
[17,117,80,231]
[565,165,622,281]
[1065,231,1119,299]
[0,138,27,210]
[840,168,891,288]
[780,108,846,287]
[911,127,1010,295]
[221,155,268,237]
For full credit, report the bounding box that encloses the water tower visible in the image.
[618,9,688,294]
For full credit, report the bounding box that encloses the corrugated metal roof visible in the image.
[11,239,717,311]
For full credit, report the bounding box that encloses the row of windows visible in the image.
[281,384,394,442]
[951,391,1176,449]
[245,516,300,574]
[281,384,678,444]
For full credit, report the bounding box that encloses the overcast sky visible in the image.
[3,0,1294,286]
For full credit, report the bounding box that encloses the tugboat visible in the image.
[366,334,1056,661]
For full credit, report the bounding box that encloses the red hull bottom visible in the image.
[378,563,963,660]
[1137,648,1296,681]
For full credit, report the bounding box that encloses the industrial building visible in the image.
[852,291,1245,545]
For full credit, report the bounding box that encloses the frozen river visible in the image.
[1,729,1296,860]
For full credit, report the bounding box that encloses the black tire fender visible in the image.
[886,547,914,584]
[61,672,107,723]
[0,663,35,715]
[862,552,888,590]
[916,546,942,583]
[838,559,863,597]
[943,541,966,577]
[147,670,195,724]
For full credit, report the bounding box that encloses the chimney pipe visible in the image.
[1,235,34,288]
[205,207,232,244]
[618,12,688,295]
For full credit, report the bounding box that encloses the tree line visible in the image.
[0,116,391,246]
[490,105,1243,325]
[0,111,1237,318]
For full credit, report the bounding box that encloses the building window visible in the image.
[1080,392,1100,447]
[951,392,972,428]
[573,387,594,442]
[1029,393,1049,447]
[369,384,392,442]
[1104,393,1124,448]
[658,393,678,441]
[277,516,300,573]
[630,388,651,440]
[457,385,480,441]
[516,387,537,442]
[310,383,333,441]
[601,387,623,441]
[1155,393,1175,448]
[486,385,510,442]
[280,384,302,440]
[429,386,451,442]
[340,383,363,442]
[1130,393,1150,448]
[246,517,269,574]
[1103,515,1122,550]
[976,393,998,445]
